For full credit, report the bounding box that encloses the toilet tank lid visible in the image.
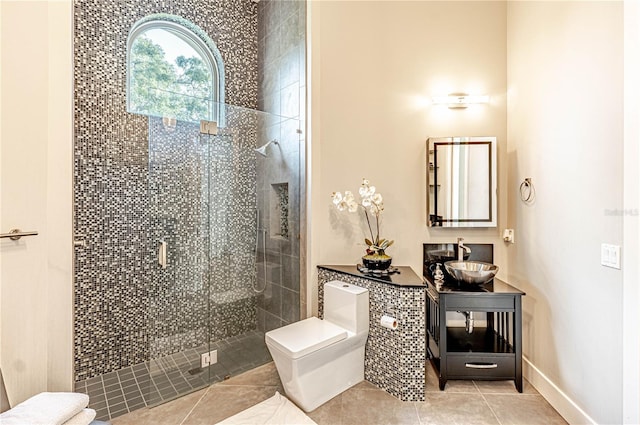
[265,317,348,359]
[325,280,368,294]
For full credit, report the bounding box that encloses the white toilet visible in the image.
[265,280,369,412]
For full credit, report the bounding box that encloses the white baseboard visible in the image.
[523,356,596,425]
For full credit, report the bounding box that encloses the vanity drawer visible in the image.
[444,295,515,311]
[446,354,515,379]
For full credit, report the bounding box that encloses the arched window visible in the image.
[127,14,224,123]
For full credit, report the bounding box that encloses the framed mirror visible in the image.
[427,136,497,227]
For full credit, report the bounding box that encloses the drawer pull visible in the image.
[465,362,498,369]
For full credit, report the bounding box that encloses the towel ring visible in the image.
[520,178,535,204]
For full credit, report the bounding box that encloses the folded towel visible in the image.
[62,408,96,425]
[216,392,317,425]
[0,392,89,425]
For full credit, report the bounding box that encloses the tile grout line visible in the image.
[115,368,130,414]
[139,362,155,405]
[216,383,281,388]
[178,384,212,425]
[172,354,193,389]
[131,364,148,406]
[165,355,185,393]
[100,374,112,420]
[474,381,503,425]
[413,401,423,425]
[148,361,164,403]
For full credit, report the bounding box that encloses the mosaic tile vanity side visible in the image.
[318,269,426,402]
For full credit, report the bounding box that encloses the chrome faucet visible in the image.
[457,237,471,261]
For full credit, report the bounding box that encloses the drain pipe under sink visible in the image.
[460,311,474,333]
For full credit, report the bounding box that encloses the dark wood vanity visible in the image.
[424,244,525,392]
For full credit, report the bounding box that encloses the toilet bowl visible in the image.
[265,280,369,412]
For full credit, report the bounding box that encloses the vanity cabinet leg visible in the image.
[515,295,523,393]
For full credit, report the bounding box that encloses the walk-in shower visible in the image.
[73,0,306,419]
[73,103,302,421]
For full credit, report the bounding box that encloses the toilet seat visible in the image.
[265,317,347,359]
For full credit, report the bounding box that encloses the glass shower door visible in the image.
[146,116,213,404]
[144,103,302,404]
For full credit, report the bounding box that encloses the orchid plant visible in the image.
[331,179,394,257]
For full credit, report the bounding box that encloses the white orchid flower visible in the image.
[344,191,355,202]
[331,191,349,211]
[332,179,391,258]
[359,180,376,198]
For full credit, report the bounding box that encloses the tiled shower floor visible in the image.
[74,330,271,421]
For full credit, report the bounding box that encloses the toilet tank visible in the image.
[324,280,369,334]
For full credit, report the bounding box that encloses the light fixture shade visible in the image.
[431,93,489,109]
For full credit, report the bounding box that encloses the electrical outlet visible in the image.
[201,350,218,368]
[503,229,515,243]
[601,243,621,269]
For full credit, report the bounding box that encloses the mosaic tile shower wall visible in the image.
[318,268,427,402]
[73,0,258,381]
[255,0,306,331]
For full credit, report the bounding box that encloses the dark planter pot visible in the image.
[362,255,392,270]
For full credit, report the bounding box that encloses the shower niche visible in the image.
[270,182,290,240]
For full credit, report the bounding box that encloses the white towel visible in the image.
[0,392,89,425]
[216,392,317,425]
[62,408,96,425]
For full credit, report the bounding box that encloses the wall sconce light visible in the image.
[431,93,490,109]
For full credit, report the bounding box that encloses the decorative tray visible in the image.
[356,264,401,276]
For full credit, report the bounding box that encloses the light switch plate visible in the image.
[601,243,621,269]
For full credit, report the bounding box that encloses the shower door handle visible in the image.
[158,240,168,269]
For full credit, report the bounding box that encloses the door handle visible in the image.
[158,240,167,269]
[0,229,38,241]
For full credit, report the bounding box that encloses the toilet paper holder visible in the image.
[379,300,398,330]
[380,314,398,330]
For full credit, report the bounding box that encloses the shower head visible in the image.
[254,140,279,157]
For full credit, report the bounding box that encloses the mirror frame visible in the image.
[426,136,497,228]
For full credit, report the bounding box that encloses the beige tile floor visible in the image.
[111,362,567,425]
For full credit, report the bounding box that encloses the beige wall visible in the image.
[0,0,73,405]
[506,2,623,423]
[308,1,508,315]
[309,1,631,423]
[623,2,640,422]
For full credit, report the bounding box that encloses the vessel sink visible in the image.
[444,261,499,285]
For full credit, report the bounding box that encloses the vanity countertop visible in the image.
[318,264,425,288]
[425,273,526,295]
